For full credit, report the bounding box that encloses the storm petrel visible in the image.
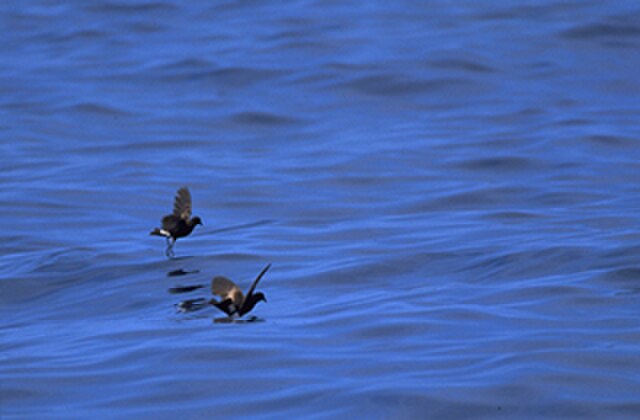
[150,187,203,258]
[210,264,271,317]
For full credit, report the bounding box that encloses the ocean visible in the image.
[2,0,640,417]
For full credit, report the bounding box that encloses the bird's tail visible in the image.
[150,228,166,236]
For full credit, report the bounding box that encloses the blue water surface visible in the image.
[2,0,640,418]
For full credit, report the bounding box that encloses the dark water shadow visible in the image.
[168,284,205,294]
[213,316,263,324]
[167,268,200,277]
[176,298,208,312]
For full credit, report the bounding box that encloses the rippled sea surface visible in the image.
[2,1,640,418]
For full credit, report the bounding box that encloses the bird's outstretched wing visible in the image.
[211,276,244,307]
[245,264,271,299]
[173,187,192,221]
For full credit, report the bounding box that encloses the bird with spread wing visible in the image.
[210,264,271,317]
[150,187,203,258]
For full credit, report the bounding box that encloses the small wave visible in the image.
[455,156,539,172]
[585,134,634,148]
[60,29,108,42]
[481,211,544,222]
[75,139,213,154]
[230,111,301,126]
[153,58,216,73]
[596,267,640,283]
[127,21,167,34]
[428,58,495,74]
[342,74,471,97]
[427,185,535,211]
[561,20,640,41]
[60,102,133,117]
[210,66,283,86]
[88,1,178,14]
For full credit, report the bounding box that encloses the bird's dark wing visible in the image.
[211,276,244,307]
[245,264,271,299]
[173,187,192,221]
[161,214,180,232]
[210,297,238,316]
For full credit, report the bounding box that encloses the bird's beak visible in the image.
[264,297,268,303]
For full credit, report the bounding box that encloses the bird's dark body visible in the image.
[161,215,199,240]
[212,293,266,317]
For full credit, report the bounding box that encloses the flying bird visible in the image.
[210,264,271,317]
[150,187,203,258]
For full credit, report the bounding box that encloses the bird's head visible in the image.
[192,216,203,226]
[239,292,267,316]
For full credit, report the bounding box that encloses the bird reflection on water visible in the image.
[175,299,265,324]
[167,268,200,277]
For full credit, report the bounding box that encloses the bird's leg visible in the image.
[165,238,175,259]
